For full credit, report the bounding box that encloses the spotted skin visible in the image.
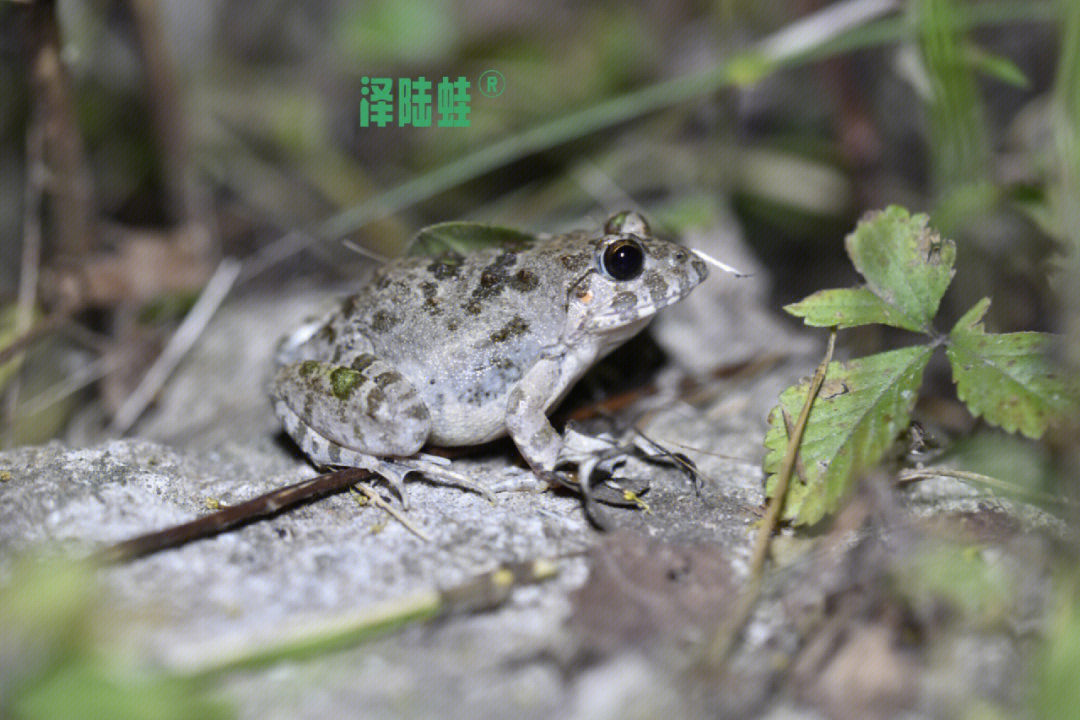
[270,211,708,503]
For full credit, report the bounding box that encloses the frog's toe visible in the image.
[396,455,496,504]
[341,456,494,508]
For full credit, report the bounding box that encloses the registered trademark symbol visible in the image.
[478,70,505,98]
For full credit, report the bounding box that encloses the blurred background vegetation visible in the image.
[1,0,1079,716]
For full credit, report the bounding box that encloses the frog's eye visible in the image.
[600,238,645,281]
[604,211,650,237]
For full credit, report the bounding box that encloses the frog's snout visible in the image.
[688,253,709,287]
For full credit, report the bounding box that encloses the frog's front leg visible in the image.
[272,355,492,506]
[504,357,567,478]
[503,358,652,520]
[503,359,615,495]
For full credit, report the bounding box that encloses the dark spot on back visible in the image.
[465,252,519,311]
[560,253,588,271]
[371,310,397,333]
[511,268,538,292]
[374,371,398,389]
[420,280,441,314]
[365,386,386,416]
[427,252,463,280]
[350,354,378,374]
[405,402,429,421]
[489,316,529,344]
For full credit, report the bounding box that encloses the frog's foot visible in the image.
[334,451,493,509]
[392,453,496,506]
[277,410,492,507]
[558,425,696,481]
[552,426,653,518]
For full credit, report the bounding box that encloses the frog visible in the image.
[270,211,708,507]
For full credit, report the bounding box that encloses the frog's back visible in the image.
[329,236,595,436]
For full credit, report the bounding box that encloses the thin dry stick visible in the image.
[19,356,112,417]
[125,0,194,223]
[99,467,376,563]
[704,329,837,666]
[174,559,559,678]
[352,484,431,542]
[0,313,72,368]
[25,0,97,257]
[897,466,1076,507]
[109,257,241,434]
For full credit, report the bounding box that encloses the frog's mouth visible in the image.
[591,288,691,330]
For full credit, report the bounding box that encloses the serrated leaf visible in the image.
[785,287,917,329]
[844,206,956,332]
[408,222,537,257]
[764,345,933,525]
[946,298,1079,438]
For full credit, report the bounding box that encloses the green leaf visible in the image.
[946,298,1079,438]
[407,222,537,257]
[843,206,956,332]
[764,345,933,525]
[785,287,918,329]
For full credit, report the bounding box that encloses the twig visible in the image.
[0,312,73,367]
[109,257,240,434]
[703,329,837,666]
[897,466,1076,507]
[352,484,431,542]
[173,559,558,678]
[99,467,375,563]
[24,0,97,256]
[125,0,194,223]
[19,356,112,418]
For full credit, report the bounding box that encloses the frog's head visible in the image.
[565,211,708,344]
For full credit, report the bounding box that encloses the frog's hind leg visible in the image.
[272,356,492,506]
